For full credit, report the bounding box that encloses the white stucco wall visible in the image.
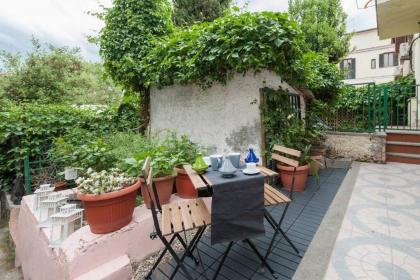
[150,70,302,158]
[342,28,401,84]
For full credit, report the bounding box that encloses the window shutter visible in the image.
[393,53,398,66]
[351,58,356,79]
[379,54,384,68]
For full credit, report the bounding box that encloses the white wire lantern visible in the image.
[38,192,68,228]
[33,184,54,211]
[49,204,84,248]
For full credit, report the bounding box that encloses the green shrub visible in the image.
[0,103,137,191]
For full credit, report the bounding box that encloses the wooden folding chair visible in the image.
[264,145,302,259]
[141,158,211,280]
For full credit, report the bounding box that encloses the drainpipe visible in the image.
[414,34,420,85]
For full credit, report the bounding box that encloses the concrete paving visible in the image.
[324,162,420,279]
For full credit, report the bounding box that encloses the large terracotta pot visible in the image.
[77,179,141,234]
[140,175,175,209]
[277,164,310,192]
[174,167,198,199]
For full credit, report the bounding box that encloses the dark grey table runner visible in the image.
[205,168,265,244]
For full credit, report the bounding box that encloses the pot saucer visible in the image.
[243,168,260,175]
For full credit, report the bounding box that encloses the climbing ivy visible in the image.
[142,12,304,88]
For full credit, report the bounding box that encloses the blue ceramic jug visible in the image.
[245,148,259,163]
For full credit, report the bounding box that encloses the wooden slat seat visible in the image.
[257,165,278,177]
[264,184,291,206]
[161,198,211,236]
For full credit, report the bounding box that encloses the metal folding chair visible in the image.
[264,145,302,259]
[141,158,210,279]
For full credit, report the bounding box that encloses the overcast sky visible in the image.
[0,0,376,62]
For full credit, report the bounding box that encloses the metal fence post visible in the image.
[24,155,32,194]
[383,88,389,131]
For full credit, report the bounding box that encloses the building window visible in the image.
[371,59,376,69]
[339,58,356,79]
[379,52,398,68]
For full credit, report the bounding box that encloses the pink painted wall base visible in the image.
[10,191,163,280]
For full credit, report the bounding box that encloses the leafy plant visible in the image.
[289,0,351,63]
[161,132,201,167]
[262,87,324,165]
[0,39,122,105]
[0,104,136,192]
[172,0,231,26]
[76,168,135,195]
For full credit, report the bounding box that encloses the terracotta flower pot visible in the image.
[140,175,175,209]
[77,179,141,234]
[175,167,198,199]
[277,164,310,192]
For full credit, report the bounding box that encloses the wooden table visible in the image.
[182,164,280,279]
[183,164,278,191]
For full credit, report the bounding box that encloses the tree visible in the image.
[172,0,231,26]
[288,0,351,62]
[0,39,121,105]
[98,0,173,131]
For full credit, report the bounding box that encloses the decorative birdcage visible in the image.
[33,184,54,211]
[49,204,84,248]
[38,192,68,228]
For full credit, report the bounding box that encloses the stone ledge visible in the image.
[326,131,386,137]
[14,192,163,280]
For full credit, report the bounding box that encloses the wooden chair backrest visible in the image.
[272,144,300,168]
[141,157,153,202]
[141,157,162,233]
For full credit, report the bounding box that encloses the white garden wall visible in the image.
[150,70,304,158]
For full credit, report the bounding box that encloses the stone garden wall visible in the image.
[150,70,304,157]
[325,131,386,163]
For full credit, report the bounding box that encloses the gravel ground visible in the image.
[132,229,199,280]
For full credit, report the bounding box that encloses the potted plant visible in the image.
[124,145,178,209]
[277,145,312,192]
[164,133,200,198]
[76,168,139,234]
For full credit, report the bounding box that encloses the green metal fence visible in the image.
[23,155,63,194]
[321,83,420,133]
[379,84,419,131]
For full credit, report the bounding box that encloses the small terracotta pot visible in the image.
[140,175,175,209]
[54,181,67,192]
[277,164,310,192]
[174,167,198,199]
[310,146,327,157]
[77,179,140,234]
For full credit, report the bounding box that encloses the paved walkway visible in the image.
[325,162,420,279]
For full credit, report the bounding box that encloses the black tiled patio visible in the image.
[150,168,349,280]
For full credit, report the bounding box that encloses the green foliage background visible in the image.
[172,0,231,26]
[0,39,122,105]
[288,0,351,62]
